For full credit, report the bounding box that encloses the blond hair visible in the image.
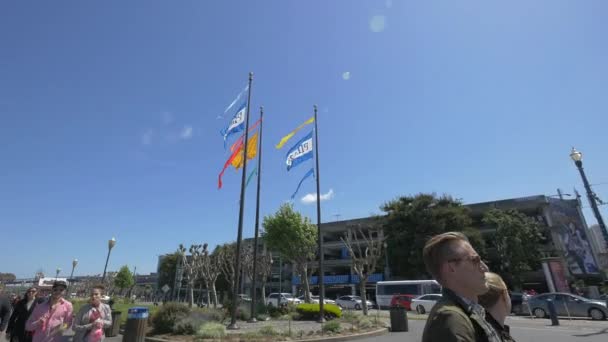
[478,272,508,308]
[422,232,469,281]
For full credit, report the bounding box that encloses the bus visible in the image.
[376,280,441,309]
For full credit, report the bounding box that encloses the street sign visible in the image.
[161,284,170,293]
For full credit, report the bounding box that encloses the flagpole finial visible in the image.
[314,104,318,111]
[249,72,254,80]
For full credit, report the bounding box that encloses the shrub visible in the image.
[357,316,373,329]
[174,316,204,335]
[341,310,357,323]
[295,303,342,320]
[151,302,191,334]
[267,302,296,318]
[192,307,225,323]
[322,320,342,333]
[256,313,269,321]
[196,322,226,339]
[258,325,279,336]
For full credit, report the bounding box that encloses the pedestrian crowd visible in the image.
[0,281,112,342]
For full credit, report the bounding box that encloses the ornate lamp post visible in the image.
[570,148,608,250]
[102,237,117,282]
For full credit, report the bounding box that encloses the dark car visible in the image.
[390,294,415,311]
[527,293,608,320]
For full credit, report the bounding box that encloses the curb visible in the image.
[292,327,388,342]
[144,328,388,342]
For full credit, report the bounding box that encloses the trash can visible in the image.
[389,305,408,332]
[122,307,149,342]
[105,311,122,337]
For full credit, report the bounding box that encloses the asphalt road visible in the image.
[358,316,608,342]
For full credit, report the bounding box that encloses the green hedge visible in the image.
[295,303,342,320]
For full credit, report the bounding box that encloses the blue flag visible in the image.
[220,102,247,146]
[291,168,315,200]
[285,131,313,171]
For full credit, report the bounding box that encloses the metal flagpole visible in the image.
[228,72,254,330]
[249,107,264,323]
[313,105,325,322]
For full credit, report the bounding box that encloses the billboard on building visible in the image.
[548,199,599,275]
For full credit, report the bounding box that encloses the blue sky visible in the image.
[1,0,607,278]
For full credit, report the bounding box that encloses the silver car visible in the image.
[297,295,336,305]
[336,295,374,310]
[527,293,607,320]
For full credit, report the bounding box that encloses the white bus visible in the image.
[376,280,441,309]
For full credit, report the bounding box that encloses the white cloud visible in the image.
[370,15,386,33]
[162,112,174,125]
[342,71,351,80]
[180,125,193,139]
[301,189,334,204]
[141,129,154,145]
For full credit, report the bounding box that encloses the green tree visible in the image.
[262,204,317,303]
[114,265,135,296]
[482,208,543,288]
[381,193,478,278]
[157,252,179,294]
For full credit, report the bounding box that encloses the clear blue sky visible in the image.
[1,0,607,278]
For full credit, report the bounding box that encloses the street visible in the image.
[358,316,608,342]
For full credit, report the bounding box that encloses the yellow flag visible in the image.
[232,132,258,169]
[275,116,314,149]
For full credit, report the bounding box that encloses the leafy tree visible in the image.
[381,193,476,278]
[157,252,179,294]
[482,208,543,288]
[114,266,135,296]
[262,203,317,303]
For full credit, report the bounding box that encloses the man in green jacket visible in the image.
[421,232,502,342]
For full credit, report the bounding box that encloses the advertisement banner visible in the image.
[548,259,570,293]
[548,199,599,275]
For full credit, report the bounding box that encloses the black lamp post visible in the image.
[102,237,117,282]
[570,148,608,251]
[55,268,61,280]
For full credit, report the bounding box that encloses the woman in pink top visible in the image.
[72,285,112,342]
[25,281,73,342]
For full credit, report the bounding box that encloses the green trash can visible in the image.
[105,311,122,337]
[389,305,408,332]
[123,307,149,342]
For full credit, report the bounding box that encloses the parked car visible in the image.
[237,294,252,303]
[390,294,416,311]
[297,295,336,305]
[266,293,301,307]
[527,293,608,320]
[411,294,442,314]
[336,295,374,310]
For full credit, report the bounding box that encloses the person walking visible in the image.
[478,273,517,342]
[421,232,501,342]
[6,287,39,342]
[25,281,73,342]
[0,284,13,341]
[72,285,112,342]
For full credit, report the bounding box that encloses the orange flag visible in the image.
[231,132,258,169]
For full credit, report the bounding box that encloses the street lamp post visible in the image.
[68,259,78,297]
[383,242,390,280]
[55,268,61,280]
[102,237,117,282]
[570,148,608,251]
